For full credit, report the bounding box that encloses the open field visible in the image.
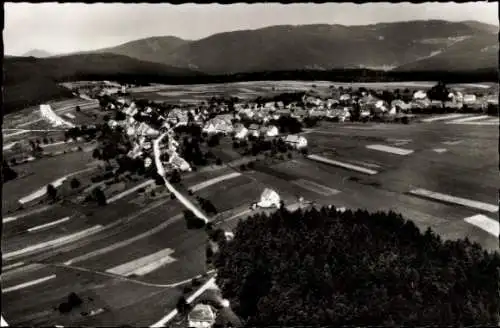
[2,152,96,214]
[130,80,497,104]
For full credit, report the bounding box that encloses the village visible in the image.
[83,79,496,177]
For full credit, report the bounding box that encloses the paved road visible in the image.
[3,116,498,326]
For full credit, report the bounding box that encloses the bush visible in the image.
[92,187,107,206]
[58,302,72,313]
[184,210,205,229]
[46,184,58,202]
[214,207,500,326]
[191,278,202,287]
[70,178,81,189]
[176,296,190,315]
[68,292,83,307]
[215,158,223,166]
[170,170,181,183]
[240,164,247,171]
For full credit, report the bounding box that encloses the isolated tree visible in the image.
[427,82,450,102]
[170,169,181,183]
[42,137,49,144]
[92,148,101,160]
[75,105,81,112]
[184,209,205,229]
[47,184,58,202]
[70,178,81,189]
[93,187,107,206]
[176,296,190,315]
[154,173,164,186]
[2,161,18,183]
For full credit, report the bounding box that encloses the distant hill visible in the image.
[90,36,190,64]
[84,20,498,74]
[22,49,53,58]
[395,33,499,71]
[3,53,201,114]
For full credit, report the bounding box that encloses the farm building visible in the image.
[202,122,217,134]
[265,125,279,137]
[390,100,411,112]
[248,124,261,137]
[203,118,233,135]
[169,155,191,172]
[234,124,249,140]
[187,303,217,328]
[339,94,351,102]
[463,94,477,104]
[257,188,281,209]
[284,135,308,149]
[413,90,427,100]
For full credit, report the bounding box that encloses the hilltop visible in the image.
[84,20,498,74]
[3,54,201,114]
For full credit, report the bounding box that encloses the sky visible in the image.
[4,2,498,56]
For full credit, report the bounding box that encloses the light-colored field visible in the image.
[131,80,496,105]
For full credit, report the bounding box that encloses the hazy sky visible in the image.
[5,2,498,55]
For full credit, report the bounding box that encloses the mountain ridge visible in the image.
[81,20,498,74]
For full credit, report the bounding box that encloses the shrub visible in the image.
[191,278,202,287]
[170,170,181,183]
[58,302,72,313]
[215,207,500,326]
[70,178,81,189]
[176,296,190,315]
[215,158,223,166]
[68,292,83,307]
[92,187,107,206]
[46,184,58,201]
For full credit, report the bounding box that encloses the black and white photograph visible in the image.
[2,2,499,327]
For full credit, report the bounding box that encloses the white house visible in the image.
[264,102,275,110]
[463,94,477,104]
[256,188,281,209]
[234,125,249,140]
[284,135,308,149]
[266,125,279,137]
[413,90,427,100]
[144,157,153,168]
[126,126,136,136]
[203,122,217,134]
[248,124,260,137]
[187,304,216,328]
[339,94,351,102]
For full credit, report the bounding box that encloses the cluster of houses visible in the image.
[107,99,192,173]
[81,80,497,176]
